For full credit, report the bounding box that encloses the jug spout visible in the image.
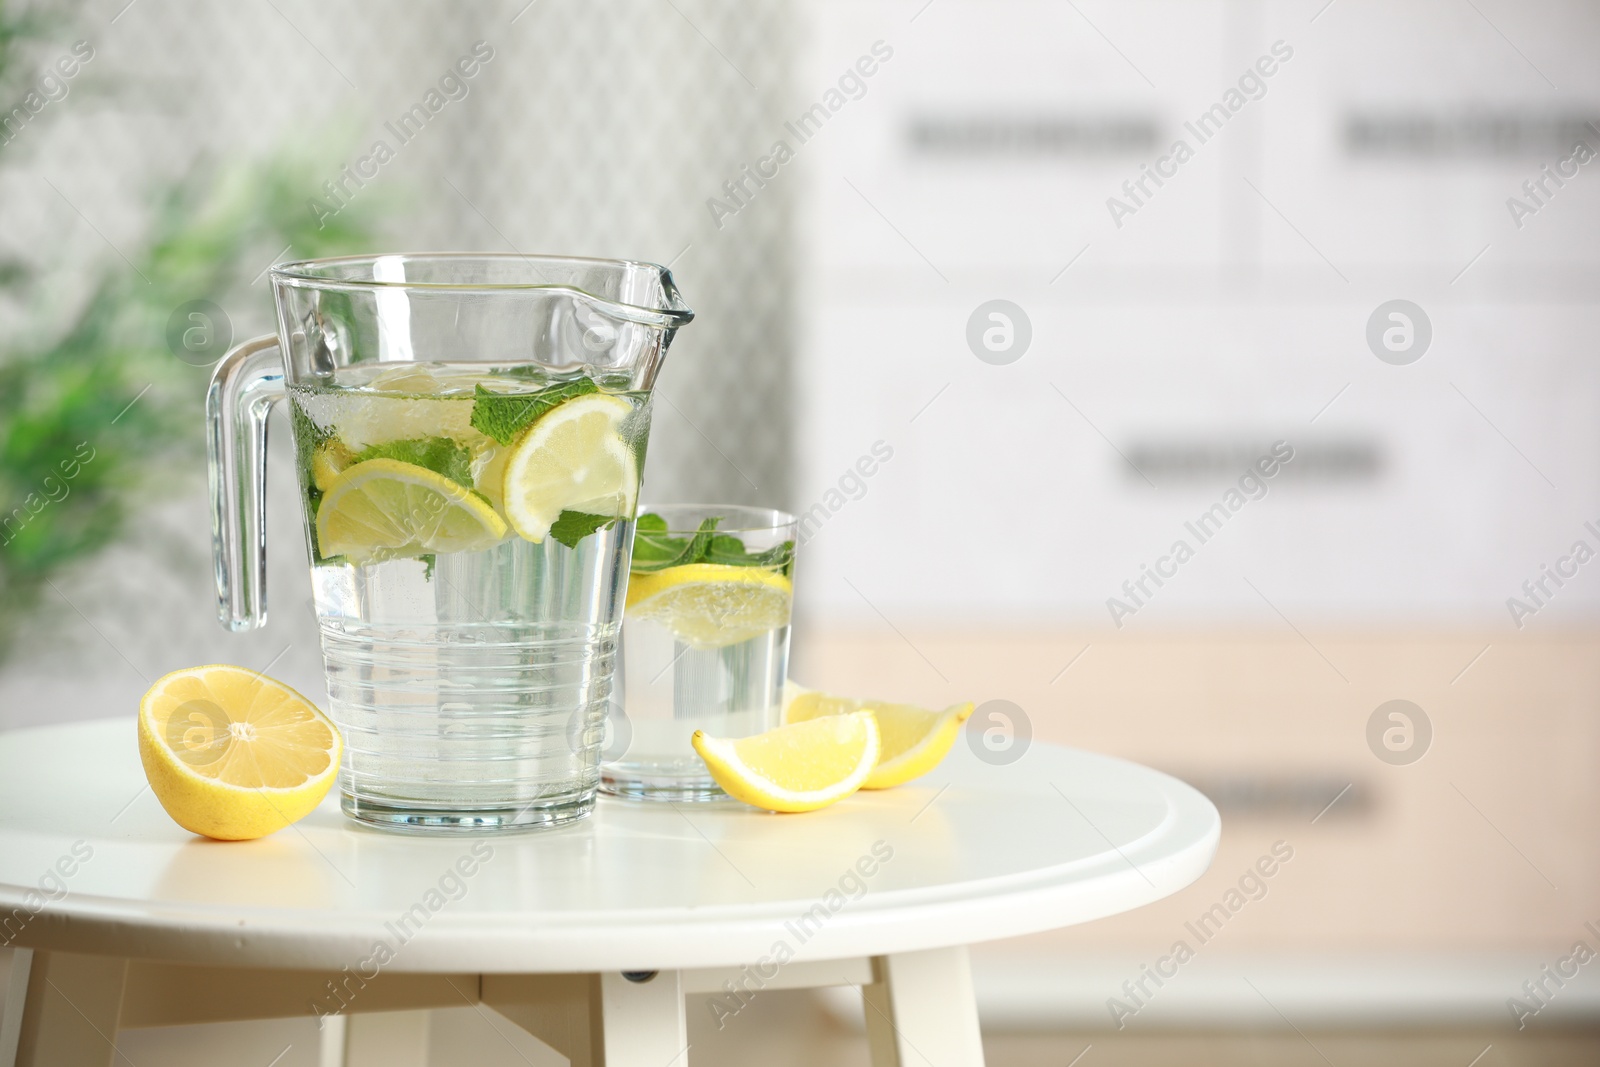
[271,254,693,387]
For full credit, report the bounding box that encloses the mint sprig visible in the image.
[353,436,473,489]
[629,515,715,573]
[629,513,794,576]
[469,378,599,445]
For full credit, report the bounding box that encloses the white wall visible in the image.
[792,0,1600,630]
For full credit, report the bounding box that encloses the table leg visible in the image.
[9,950,128,1067]
[486,971,687,1067]
[597,971,687,1067]
[862,947,985,1067]
[317,1013,348,1067]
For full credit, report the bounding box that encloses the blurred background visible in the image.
[1,0,1598,1063]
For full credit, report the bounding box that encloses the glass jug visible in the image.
[207,254,693,833]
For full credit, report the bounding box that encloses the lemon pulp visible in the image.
[137,665,342,840]
[691,712,879,813]
[315,457,507,564]
[785,683,973,789]
[626,563,793,649]
[501,393,637,542]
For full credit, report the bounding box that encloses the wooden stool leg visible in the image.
[597,971,687,1067]
[11,950,128,1067]
[862,948,985,1067]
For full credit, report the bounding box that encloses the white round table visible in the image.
[0,719,1218,1067]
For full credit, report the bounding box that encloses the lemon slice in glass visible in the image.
[692,711,880,813]
[625,563,793,649]
[315,458,507,564]
[501,393,637,543]
[785,683,974,789]
[137,665,342,840]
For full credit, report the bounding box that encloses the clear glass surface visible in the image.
[602,504,796,801]
[207,254,692,833]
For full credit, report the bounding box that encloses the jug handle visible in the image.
[206,335,285,632]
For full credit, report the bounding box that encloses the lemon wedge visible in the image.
[501,393,637,543]
[315,457,507,564]
[692,712,880,813]
[137,665,342,841]
[785,683,974,790]
[625,563,793,649]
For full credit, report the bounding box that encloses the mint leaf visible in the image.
[702,533,752,565]
[632,513,685,565]
[353,437,473,489]
[707,535,794,573]
[628,511,794,575]
[632,530,685,563]
[289,396,333,451]
[470,378,599,445]
[289,397,332,490]
[628,516,720,574]
[549,510,617,549]
[748,539,796,576]
[290,398,334,559]
[681,517,720,565]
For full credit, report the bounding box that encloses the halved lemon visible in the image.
[692,711,880,813]
[785,683,974,790]
[625,563,793,649]
[501,393,637,543]
[137,665,342,840]
[315,458,507,564]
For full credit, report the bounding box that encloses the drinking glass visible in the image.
[601,504,796,800]
[207,254,692,832]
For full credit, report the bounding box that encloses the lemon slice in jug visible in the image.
[315,458,507,564]
[501,393,637,543]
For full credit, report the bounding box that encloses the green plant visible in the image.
[0,3,383,655]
